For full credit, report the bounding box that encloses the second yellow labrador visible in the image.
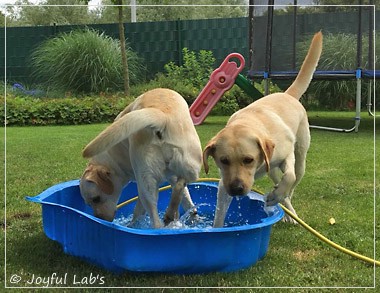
[81,88,202,228]
[203,32,323,227]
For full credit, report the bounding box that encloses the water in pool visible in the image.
[114,203,215,229]
[113,193,273,230]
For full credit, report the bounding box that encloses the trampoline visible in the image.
[246,0,378,132]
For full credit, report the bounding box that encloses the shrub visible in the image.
[143,47,255,111]
[210,90,240,116]
[164,48,216,89]
[1,94,134,126]
[30,28,146,94]
[147,48,284,112]
[141,48,216,104]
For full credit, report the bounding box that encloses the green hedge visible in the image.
[1,95,134,126]
[0,79,277,126]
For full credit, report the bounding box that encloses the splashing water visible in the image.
[113,195,274,230]
[114,203,214,230]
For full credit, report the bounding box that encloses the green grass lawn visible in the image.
[2,111,379,290]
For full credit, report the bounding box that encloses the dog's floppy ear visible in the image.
[257,139,275,172]
[83,165,114,195]
[202,141,216,174]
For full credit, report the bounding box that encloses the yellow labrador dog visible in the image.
[203,32,322,227]
[80,88,202,228]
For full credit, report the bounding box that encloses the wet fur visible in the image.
[203,32,323,227]
[80,88,202,227]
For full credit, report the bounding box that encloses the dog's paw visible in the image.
[163,214,174,226]
[163,206,181,226]
[189,208,198,218]
[265,191,282,206]
[282,214,298,224]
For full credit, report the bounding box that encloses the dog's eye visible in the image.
[220,158,230,165]
[156,131,162,140]
[92,196,101,204]
[243,157,254,164]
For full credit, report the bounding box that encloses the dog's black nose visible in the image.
[229,179,245,196]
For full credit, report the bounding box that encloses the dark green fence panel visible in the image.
[1,17,249,84]
[125,20,180,76]
[180,17,248,67]
[1,11,378,85]
[3,25,55,82]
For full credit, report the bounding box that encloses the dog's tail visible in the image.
[82,108,167,158]
[285,31,323,100]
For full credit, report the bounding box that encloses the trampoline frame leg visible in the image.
[367,79,377,117]
[310,77,361,133]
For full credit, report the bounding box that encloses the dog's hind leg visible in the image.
[130,197,145,226]
[283,124,310,224]
[180,186,196,210]
[281,157,305,224]
[137,178,162,228]
[281,122,310,223]
[283,136,310,223]
[180,186,198,217]
[164,178,186,225]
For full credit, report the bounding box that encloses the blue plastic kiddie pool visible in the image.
[26,180,283,274]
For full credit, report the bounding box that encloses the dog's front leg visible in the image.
[266,154,296,206]
[164,178,186,225]
[213,180,233,228]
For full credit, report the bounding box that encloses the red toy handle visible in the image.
[189,53,245,125]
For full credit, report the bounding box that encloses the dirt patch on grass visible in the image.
[3,212,33,229]
[293,249,319,262]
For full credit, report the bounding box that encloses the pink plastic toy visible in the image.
[189,53,245,125]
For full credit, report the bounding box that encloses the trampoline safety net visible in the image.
[248,0,376,75]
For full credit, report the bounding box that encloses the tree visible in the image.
[90,0,247,23]
[314,0,380,11]
[131,0,248,21]
[4,0,248,27]
[0,12,5,26]
[5,0,92,26]
[113,0,130,95]
[266,0,379,16]
[89,0,131,24]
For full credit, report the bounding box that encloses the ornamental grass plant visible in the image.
[30,28,146,94]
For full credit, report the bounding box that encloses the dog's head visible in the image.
[79,164,120,221]
[203,126,274,196]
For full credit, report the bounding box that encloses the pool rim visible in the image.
[26,179,284,236]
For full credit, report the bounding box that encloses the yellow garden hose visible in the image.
[117,178,379,266]
[278,202,379,266]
